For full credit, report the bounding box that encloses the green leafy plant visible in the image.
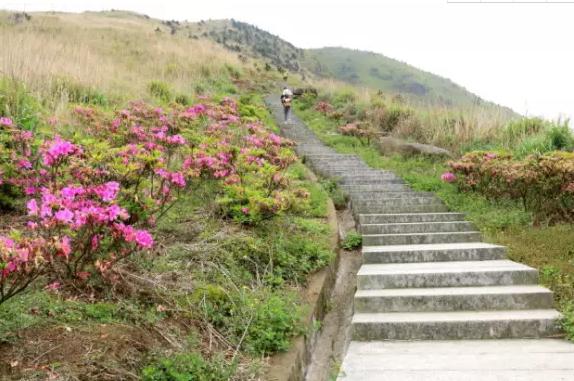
[342,232,362,250]
[142,353,234,381]
[148,81,172,103]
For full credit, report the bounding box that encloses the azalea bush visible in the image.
[0,130,154,303]
[338,122,375,145]
[447,151,574,223]
[0,96,307,304]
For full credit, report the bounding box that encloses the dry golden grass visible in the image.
[308,75,513,152]
[0,11,245,109]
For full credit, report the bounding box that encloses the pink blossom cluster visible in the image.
[41,136,83,166]
[441,172,457,183]
[0,117,13,127]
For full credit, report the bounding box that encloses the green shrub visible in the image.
[502,117,547,145]
[342,232,362,250]
[332,90,356,108]
[175,93,190,106]
[241,293,301,354]
[50,77,108,106]
[148,81,172,102]
[449,151,574,223]
[225,64,242,79]
[320,179,348,210]
[563,301,574,340]
[142,353,233,381]
[193,285,303,355]
[0,77,40,131]
[546,123,574,151]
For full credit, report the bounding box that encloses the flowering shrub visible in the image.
[449,151,574,222]
[338,122,375,145]
[315,101,333,115]
[0,128,154,303]
[0,95,308,304]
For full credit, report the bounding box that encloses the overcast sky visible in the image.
[2,0,573,122]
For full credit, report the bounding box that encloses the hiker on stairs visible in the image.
[280,86,293,123]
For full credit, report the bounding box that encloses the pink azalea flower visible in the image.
[134,230,154,249]
[241,207,250,215]
[95,181,120,202]
[42,136,82,166]
[441,172,456,183]
[45,281,61,291]
[55,209,74,224]
[0,117,13,127]
[170,172,186,188]
[269,133,282,145]
[485,152,497,160]
[17,159,32,170]
[61,236,72,258]
[27,199,39,216]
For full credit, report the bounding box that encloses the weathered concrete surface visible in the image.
[339,340,574,380]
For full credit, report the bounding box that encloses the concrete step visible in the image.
[351,309,562,340]
[357,260,538,289]
[354,197,441,207]
[350,191,434,200]
[340,178,406,185]
[362,231,482,246]
[359,213,465,224]
[360,221,475,235]
[362,242,507,263]
[354,285,554,313]
[353,204,451,214]
[341,184,411,193]
[322,170,396,177]
[339,339,574,381]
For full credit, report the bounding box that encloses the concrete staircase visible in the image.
[265,96,574,380]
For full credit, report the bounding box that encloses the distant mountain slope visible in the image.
[303,47,482,107]
[183,19,304,72]
[191,20,514,113]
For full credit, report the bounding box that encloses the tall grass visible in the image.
[0,11,246,112]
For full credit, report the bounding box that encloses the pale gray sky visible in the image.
[2,0,573,122]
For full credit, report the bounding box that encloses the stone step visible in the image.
[353,204,451,214]
[339,339,574,381]
[341,184,411,193]
[321,170,395,177]
[300,152,354,157]
[340,178,406,186]
[359,213,465,224]
[362,242,507,263]
[360,221,476,235]
[357,260,538,289]
[351,309,562,340]
[350,191,434,200]
[354,197,441,207]
[362,231,482,246]
[354,285,554,313]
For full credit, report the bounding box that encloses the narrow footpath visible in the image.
[266,96,574,381]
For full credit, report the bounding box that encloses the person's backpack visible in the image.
[282,96,292,107]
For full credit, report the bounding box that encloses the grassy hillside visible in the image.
[0,11,288,114]
[304,47,512,112]
[0,10,332,381]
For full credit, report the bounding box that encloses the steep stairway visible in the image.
[265,96,574,380]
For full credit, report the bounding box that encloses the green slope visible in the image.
[303,47,500,109]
